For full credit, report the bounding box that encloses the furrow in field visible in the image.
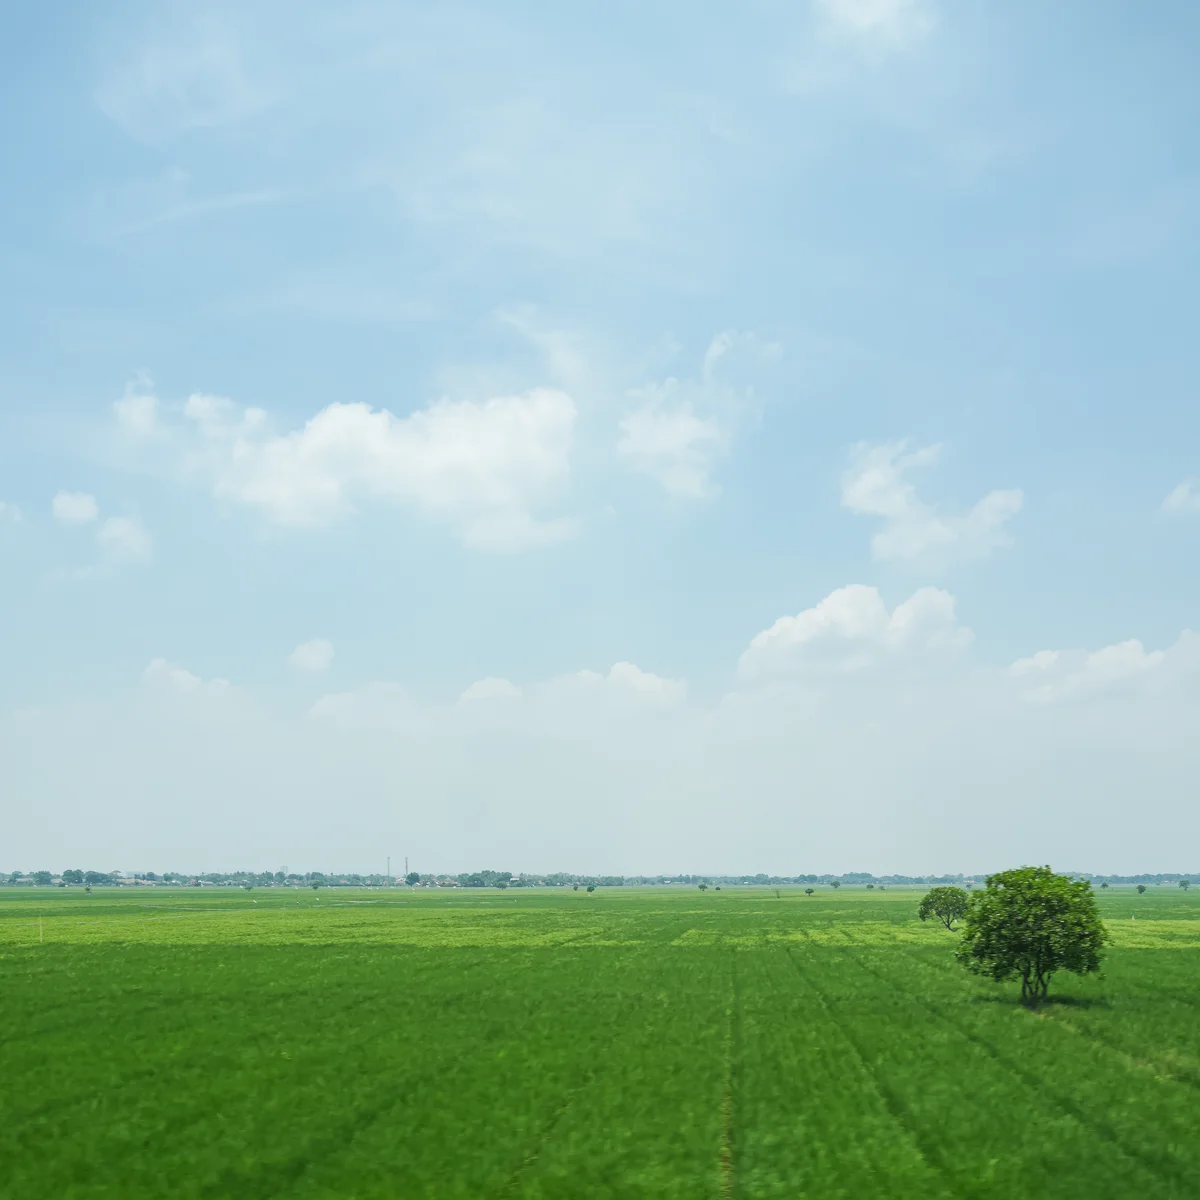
[841,945,1199,1195]
[501,948,731,1200]
[4,946,642,1199]
[1031,1008,1200,1093]
[214,949,664,1200]
[0,958,406,1139]
[500,983,660,1196]
[781,946,959,1198]
[731,948,950,1198]
[284,912,716,1199]
[719,953,738,1200]
[784,938,1183,1198]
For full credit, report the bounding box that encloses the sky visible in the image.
[2,0,1199,876]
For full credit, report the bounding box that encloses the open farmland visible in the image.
[3,885,1200,1199]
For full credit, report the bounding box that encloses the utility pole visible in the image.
[405,856,409,879]
[387,856,390,882]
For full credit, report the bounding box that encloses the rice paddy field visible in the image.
[2,884,1199,1199]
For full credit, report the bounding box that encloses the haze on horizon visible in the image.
[2,0,1199,875]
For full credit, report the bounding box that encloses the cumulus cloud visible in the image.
[815,0,935,45]
[117,387,577,551]
[52,492,100,525]
[308,683,421,732]
[1008,633,1199,704]
[459,677,522,703]
[617,404,725,499]
[311,662,685,731]
[288,639,334,673]
[97,516,152,562]
[114,391,162,438]
[1163,480,1200,514]
[618,331,777,500]
[842,442,1023,564]
[740,584,971,677]
[10,610,1200,872]
[144,658,230,694]
[566,661,687,705]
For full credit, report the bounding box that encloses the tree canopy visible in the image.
[917,886,970,931]
[955,866,1108,1006]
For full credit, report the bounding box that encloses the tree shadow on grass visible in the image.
[969,991,1112,1011]
[1041,993,1111,1010]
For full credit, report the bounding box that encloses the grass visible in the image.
[2,885,1199,1198]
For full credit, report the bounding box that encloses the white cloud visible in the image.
[564,661,687,705]
[97,516,152,563]
[842,442,1023,564]
[1007,633,1199,704]
[617,403,725,499]
[52,492,100,525]
[10,616,1200,873]
[144,658,230,694]
[459,677,522,703]
[288,639,334,673]
[815,0,935,45]
[308,683,421,732]
[618,331,777,499]
[1163,480,1200,514]
[119,387,576,551]
[114,391,162,438]
[0,501,20,523]
[740,584,971,677]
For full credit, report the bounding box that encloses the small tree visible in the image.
[1100,881,1109,889]
[804,888,814,896]
[917,886,969,931]
[829,880,841,890]
[1180,880,1191,891]
[1137,884,1146,894]
[586,885,595,893]
[956,866,1108,1007]
[698,883,708,891]
[405,872,420,886]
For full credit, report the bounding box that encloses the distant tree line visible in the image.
[6,868,1199,889]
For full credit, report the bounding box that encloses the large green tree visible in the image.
[917,886,969,931]
[956,866,1108,1006]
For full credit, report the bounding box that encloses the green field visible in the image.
[2,885,1199,1199]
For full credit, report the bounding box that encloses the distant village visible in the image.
[4,869,1194,889]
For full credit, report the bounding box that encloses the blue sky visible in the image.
[2,0,1199,875]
